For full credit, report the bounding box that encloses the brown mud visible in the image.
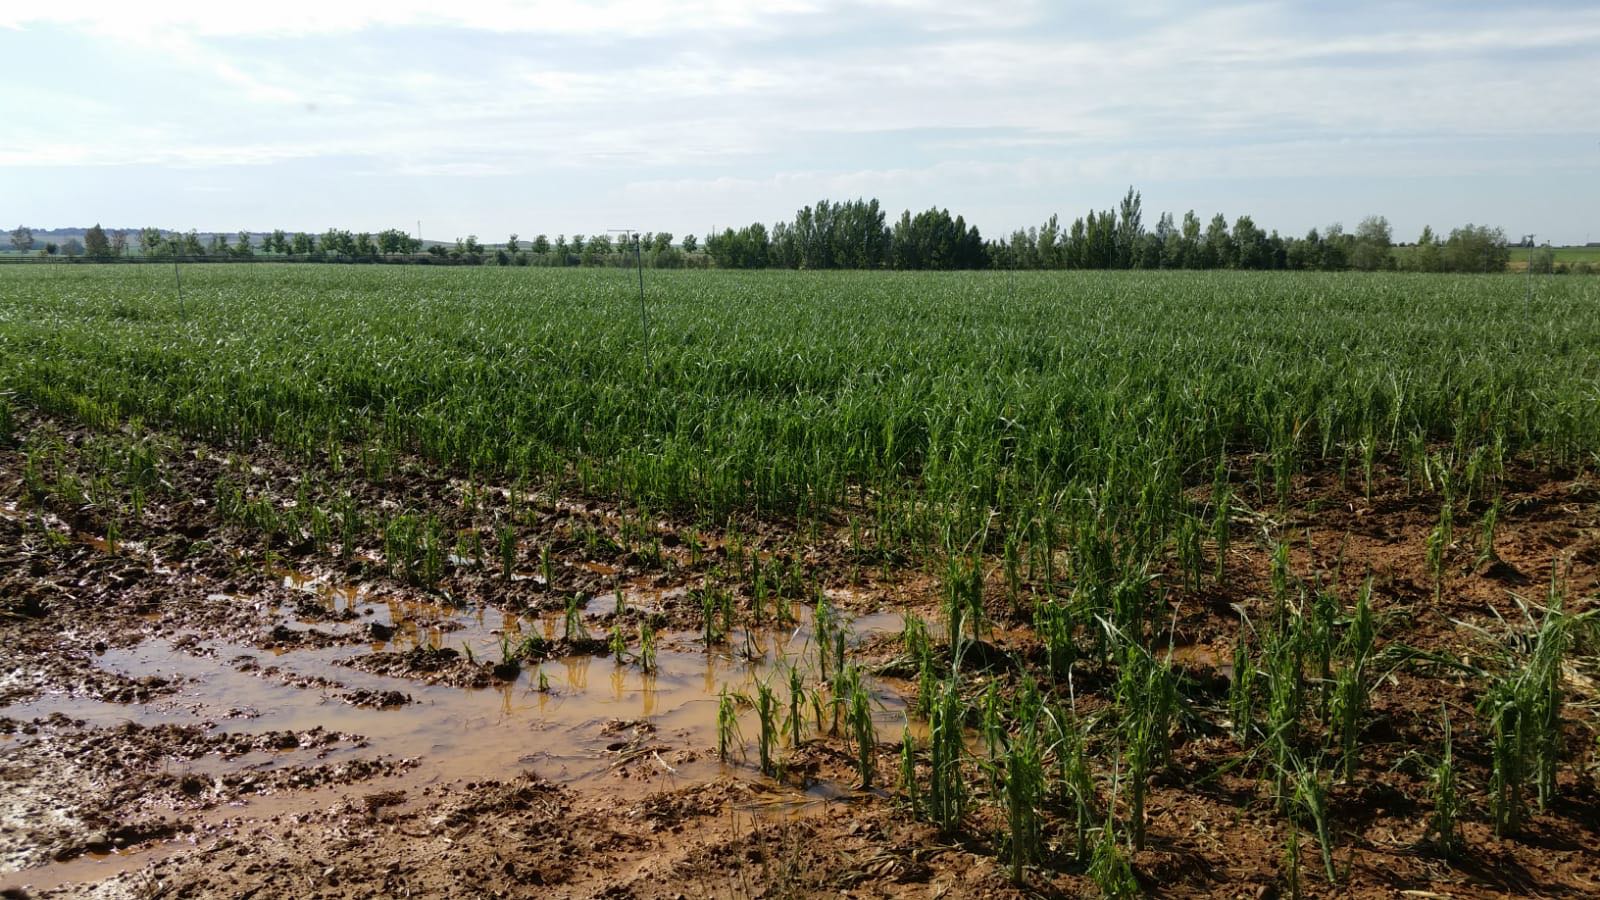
[0,409,1597,898]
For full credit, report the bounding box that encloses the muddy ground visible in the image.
[1,409,1598,898]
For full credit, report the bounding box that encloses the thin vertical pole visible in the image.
[173,250,187,322]
[1525,234,1535,302]
[636,234,650,373]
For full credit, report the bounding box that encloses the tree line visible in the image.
[8,191,1582,273]
[704,190,1529,274]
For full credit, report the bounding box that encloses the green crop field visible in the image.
[4,265,1599,544]
[2,264,1598,896]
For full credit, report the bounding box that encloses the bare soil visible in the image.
[1,409,1597,898]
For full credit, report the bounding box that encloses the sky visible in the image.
[3,0,1599,244]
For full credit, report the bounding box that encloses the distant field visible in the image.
[1502,245,1600,272]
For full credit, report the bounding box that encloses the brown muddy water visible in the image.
[0,569,913,893]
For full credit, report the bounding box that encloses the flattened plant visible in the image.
[1477,588,1583,834]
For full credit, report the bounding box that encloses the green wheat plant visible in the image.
[717,687,742,761]
[1429,704,1462,857]
[637,621,657,672]
[754,678,779,777]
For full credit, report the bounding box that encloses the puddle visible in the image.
[1,523,920,891]
[0,841,193,894]
[2,588,912,888]
[19,598,912,787]
[1166,642,1234,678]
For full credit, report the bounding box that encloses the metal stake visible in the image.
[636,233,651,374]
[1523,234,1535,303]
[173,249,187,322]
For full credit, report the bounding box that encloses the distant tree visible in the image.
[209,233,231,256]
[1034,215,1060,269]
[290,232,315,256]
[1084,209,1117,268]
[266,229,288,254]
[181,231,205,257]
[681,233,698,254]
[583,234,614,266]
[84,223,112,259]
[1285,228,1319,270]
[62,238,84,257]
[705,223,770,268]
[1442,224,1510,273]
[1199,213,1231,269]
[1406,225,1440,272]
[321,229,352,257]
[377,228,413,256]
[1351,215,1393,271]
[427,243,449,259]
[531,234,551,255]
[10,225,34,254]
[506,233,519,255]
[782,198,891,269]
[651,232,673,254]
[889,207,985,270]
[1063,217,1086,268]
[1176,211,1201,267]
[110,230,128,256]
[1320,223,1349,270]
[44,242,58,256]
[138,227,163,256]
[455,235,484,264]
[1232,215,1268,269]
[998,228,1030,270]
[1266,230,1289,269]
[1115,187,1143,268]
[234,231,254,258]
[1147,212,1176,269]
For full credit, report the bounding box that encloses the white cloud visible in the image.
[5,0,1598,238]
[13,0,912,39]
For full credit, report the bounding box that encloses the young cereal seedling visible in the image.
[1282,821,1303,900]
[1430,704,1462,857]
[754,679,779,777]
[717,688,742,761]
[609,623,627,662]
[564,594,588,643]
[1002,724,1045,881]
[1119,645,1177,850]
[1088,802,1138,900]
[924,674,967,833]
[1476,495,1502,569]
[700,589,723,647]
[787,664,806,748]
[498,524,517,581]
[844,668,876,788]
[899,725,920,811]
[637,622,657,673]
